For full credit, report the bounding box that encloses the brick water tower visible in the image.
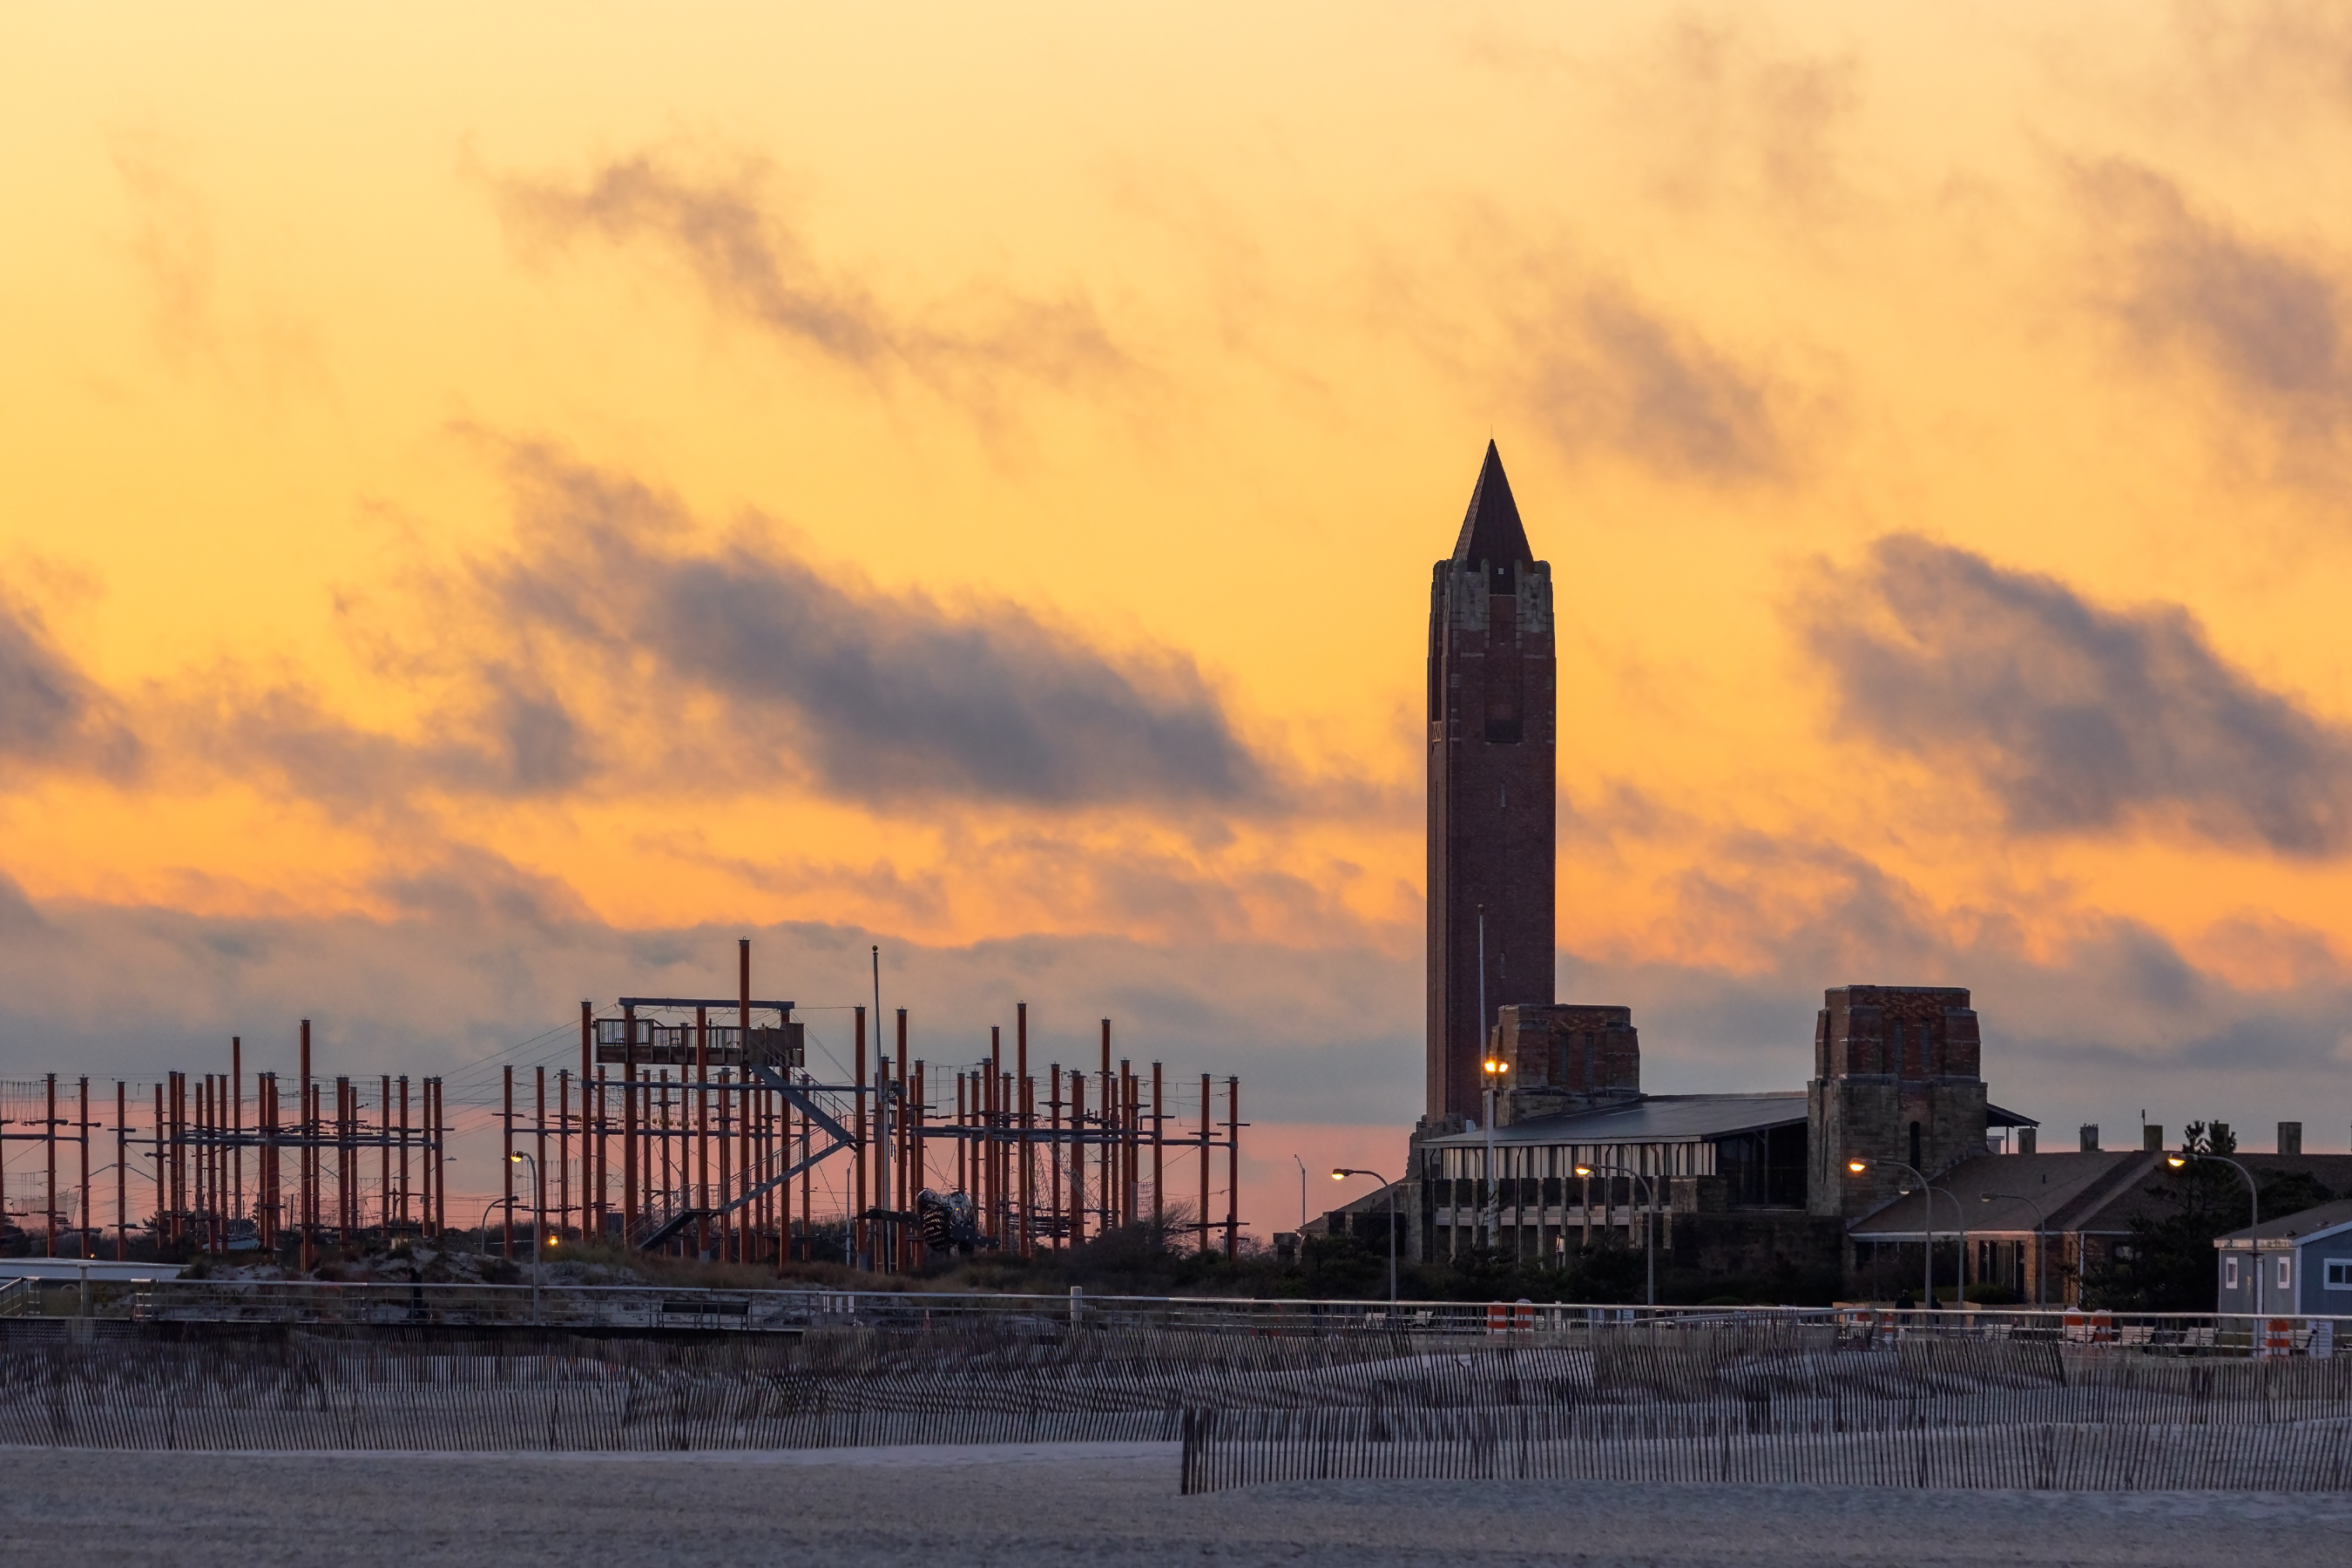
[1425,443,1557,1125]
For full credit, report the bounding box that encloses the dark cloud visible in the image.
[489,152,1130,401]
[11,452,1267,822]
[2083,162,2352,470]
[1804,534,2352,855]
[1513,286,1793,484]
[203,666,591,814]
[0,882,1409,1125]
[485,452,1273,810]
[2,831,2342,1189]
[1556,828,2352,1141]
[0,591,138,778]
[0,868,44,937]
[369,844,591,931]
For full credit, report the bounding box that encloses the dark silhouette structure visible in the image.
[1425,443,1556,1124]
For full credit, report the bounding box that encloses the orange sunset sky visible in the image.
[6,3,2352,1227]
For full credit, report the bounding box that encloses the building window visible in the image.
[2225,1255,2240,1289]
[2325,1260,2352,1290]
[2279,1257,2292,1291]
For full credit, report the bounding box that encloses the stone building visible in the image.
[1489,1004,1641,1123]
[1401,985,2017,1271]
[1324,445,2342,1302]
[1808,984,1990,1220]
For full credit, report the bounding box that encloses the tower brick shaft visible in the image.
[1808,984,1988,1218]
[1427,442,1556,1124]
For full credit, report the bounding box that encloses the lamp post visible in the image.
[476,1196,516,1254]
[1573,1163,1657,1308]
[1850,1159,1961,1309]
[1294,1154,1308,1231]
[2166,1151,2262,1321]
[1476,902,1490,1249]
[1480,1053,1506,1251]
[1924,1186,1967,1309]
[1981,1191,2050,1307]
[1332,1167,1397,1306]
[507,1150,544,1325]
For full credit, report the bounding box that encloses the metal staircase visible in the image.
[626,1069,861,1252]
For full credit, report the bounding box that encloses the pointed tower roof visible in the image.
[1450,440,1532,566]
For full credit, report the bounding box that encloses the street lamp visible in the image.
[1481,1054,1506,1251]
[509,1151,544,1325]
[2166,1151,2262,1321]
[1573,1163,1657,1308]
[1849,1158,1963,1310]
[476,1196,517,1253]
[1981,1191,2050,1307]
[1332,1168,1397,1306]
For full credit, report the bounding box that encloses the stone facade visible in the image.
[1493,1003,1639,1125]
[1425,442,1557,1125]
[1807,984,1989,1220]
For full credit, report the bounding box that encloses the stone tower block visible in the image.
[1807,984,1989,1219]
[1493,1004,1639,1125]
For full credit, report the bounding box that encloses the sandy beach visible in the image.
[4,1442,2350,1566]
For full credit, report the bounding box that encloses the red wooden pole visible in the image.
[115,1079,127,1261]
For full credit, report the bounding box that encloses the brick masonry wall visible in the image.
[1808,986,1990,1219]
[1494,1004,1639,1125]
[1426,554,1557,1124]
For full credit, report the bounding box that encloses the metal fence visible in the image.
[8,1315,2352,1482]
[10,1279,2351,1350]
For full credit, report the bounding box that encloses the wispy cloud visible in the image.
[193,668,592,816]
[1524,287,1794,483]
[487,150,1133,407]
[2169,1,2352,124]
[2080,160,2352,479]
[106,126,216,368]
[1628,15,1865,221]
[1801,534,2352,855]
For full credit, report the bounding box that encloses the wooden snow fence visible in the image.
[1177,1409,2352,1494]
[5,1317,2349,1492]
